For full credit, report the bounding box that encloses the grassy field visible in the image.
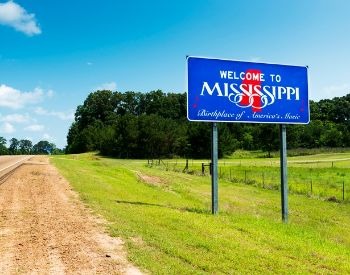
[154,151,350,202]
[51,153,350,274]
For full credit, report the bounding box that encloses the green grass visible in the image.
[227,148,350,159]
[156,152,350,201]
[51,153,350,274]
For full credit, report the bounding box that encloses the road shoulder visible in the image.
[0,156,143,274]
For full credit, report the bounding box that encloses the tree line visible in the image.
[66,90,350,158]
[0,138,62,155]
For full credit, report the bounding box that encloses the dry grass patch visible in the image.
[135,171,166,187]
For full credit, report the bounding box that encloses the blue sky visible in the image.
[0,0,349,148]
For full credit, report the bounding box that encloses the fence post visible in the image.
[262,172,265,188]
[183,159,189,173]
[310,179,313,195]
[343,181,345,201]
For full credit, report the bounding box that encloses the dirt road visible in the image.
[0,156,143,274]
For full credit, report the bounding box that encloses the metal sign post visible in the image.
[280,124,288,223]
[211,123,218,214]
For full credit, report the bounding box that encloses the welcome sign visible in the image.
[187,56,309,124]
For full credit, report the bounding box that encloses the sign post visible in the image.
[211,123,218,214]
[280,124,288,223]
[187,56,309,220]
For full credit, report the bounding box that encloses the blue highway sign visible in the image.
[187,56,309,124]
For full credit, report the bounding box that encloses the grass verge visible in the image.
[51,153,350,274]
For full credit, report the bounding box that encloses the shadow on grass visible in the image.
[115,200,210,214]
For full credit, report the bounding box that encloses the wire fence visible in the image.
[147,159,349,203]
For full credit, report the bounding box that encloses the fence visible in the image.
[147,159,349,203]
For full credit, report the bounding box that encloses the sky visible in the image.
[0,0,349,149]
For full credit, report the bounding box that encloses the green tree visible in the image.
[0,137,8,155]
[255,124,279,157]
[242,132,254,150]
[299,120,324,148]
[33,141,55,154]
[218,124,240,157]
[319,122,343,147]
[9,138,19,155]
[75,90,115,129]
[187,123,211,158]
[66,89,350,158]
[19,139,33,154]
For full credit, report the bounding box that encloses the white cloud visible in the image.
[24,124,44,132]
[0,84,51,109]
[0,84,43,109]
[34,107,74,121]
[87,62,93,66]
[0,122,15,134]
[322,83,350,99]
[0,113,31,123]
[96,81,117,91]
[47,89,54,98]
[0,1,41,36]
